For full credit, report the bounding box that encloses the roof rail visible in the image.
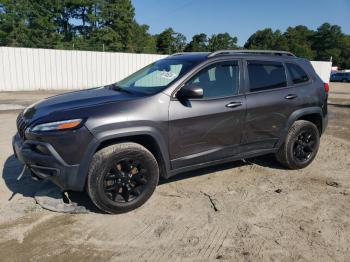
[171,52,208,56]
[171,52,186,56]
[208,49,296,58]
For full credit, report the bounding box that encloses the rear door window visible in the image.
[286,63,309,84]
[247,61,287,92]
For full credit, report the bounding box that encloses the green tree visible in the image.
[156,27,186,54]
[53,0,75,43]
[312,23,346,67]
[0,0,140,52]
[70,0,95,36]
[185,33,208,52]
[208,33,238,51]
[97,0,135,51]
[28,1,64,48]
[0,0,32,46]
[156,28,174,54]
[1,0,350,69]
[283,25,315,59]
[0,0,62,48]
[244,28,288,50]
[172,32,187,52]
[142,35,157,54]
[339,35,350,69]
[129,23,156,53]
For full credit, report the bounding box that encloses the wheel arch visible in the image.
[296,113,323,135]
[276,107,324,148]
[94,126,170,173]
[73,126,171,192]
[95,133,170,179]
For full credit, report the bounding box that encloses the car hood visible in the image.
[23,86,139,123]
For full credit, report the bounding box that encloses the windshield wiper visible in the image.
[109,84,133,94]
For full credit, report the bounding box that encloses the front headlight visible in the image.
[31,119,83,132]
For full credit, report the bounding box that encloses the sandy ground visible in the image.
[0,83,349,261]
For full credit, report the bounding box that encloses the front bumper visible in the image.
[12,133,81,190]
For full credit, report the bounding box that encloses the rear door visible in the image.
[242,59,300,151]
[169,60,246,169]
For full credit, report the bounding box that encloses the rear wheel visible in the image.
[276,120,320,169]
[87,142,159,214]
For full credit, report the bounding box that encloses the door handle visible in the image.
[225,101,243,108]
[285,94,298,100]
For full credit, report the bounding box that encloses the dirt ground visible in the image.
[0,83,349,261]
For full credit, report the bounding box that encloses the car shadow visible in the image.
[159,160,245,185]
[248,154,286,170]
[159,154,284,185]
[2,154,101,213]
[2,153,284,214]
[2,155,41,201]
[67,191,102,214]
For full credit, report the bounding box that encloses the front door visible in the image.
[169,60,246,169]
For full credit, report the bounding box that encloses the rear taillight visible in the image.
[324,83,329,93]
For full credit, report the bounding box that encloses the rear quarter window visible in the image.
[286,63,309,84]
[247,61,287,92]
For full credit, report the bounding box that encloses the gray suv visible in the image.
[13,50,329,213]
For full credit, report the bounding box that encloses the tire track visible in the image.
[202,226,223,258]
[196,226,219,258]
[152,225,189,261]
[138,220,176,260]
[126,222,153,245]
[161,226,190,261]
[214,230,230,257]
[206,228,228,259]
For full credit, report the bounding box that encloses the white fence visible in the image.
[0,47,166,91]
[0,47,331,91]
[310,61,332,84]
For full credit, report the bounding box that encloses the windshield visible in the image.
[114,59,198,94]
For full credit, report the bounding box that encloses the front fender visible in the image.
[99,126,169,165]
[74,126,171,191]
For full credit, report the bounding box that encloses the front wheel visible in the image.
[87,142,159,214]
[276,120,320,169]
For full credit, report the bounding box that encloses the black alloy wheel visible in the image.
[292,130,317,163]
[87,142,159,214]
[102,159,148,203]
[276,120,320,169]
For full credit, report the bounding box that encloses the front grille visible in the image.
[16,113,27,140]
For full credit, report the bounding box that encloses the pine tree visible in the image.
[185,33,208,52]
[208,33,238,51]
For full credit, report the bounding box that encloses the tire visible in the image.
[342,79,347,83]
[87,142,159,214]
[276,120,320,170]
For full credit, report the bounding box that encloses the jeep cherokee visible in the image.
[13,50,329,213]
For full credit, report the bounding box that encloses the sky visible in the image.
[132,0,350,46]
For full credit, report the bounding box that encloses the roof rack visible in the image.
[208,49,296,58]
[171,52,186,56]
[171,52,209,57]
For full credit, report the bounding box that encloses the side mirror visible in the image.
[177,84,203,99]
